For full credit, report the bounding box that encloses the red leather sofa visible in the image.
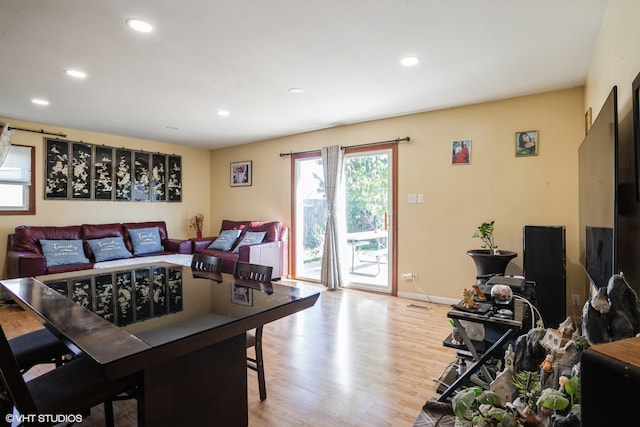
[192,219,289,280]
[6,221,191,279]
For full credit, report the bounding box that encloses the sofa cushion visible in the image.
[14,225,83,254]
[246,221,281,242]
[207,229,242,251]
[232,231,266,253]
[40,239,90,267]
[87,237,133,262]
[81,223,126,259]
[129,226,164,255]
[219,220,249,234]
[123,221,169,252]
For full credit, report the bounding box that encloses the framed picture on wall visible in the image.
[115,149,132,201]
[516,130,538,157]
[71,142,92,199]
[94,146,114,200]
[230,160,252,186]
[167,155,182,202]
[133,151,150,201]
[44,138,70,199]
[151,154,166,202]
[451,140,471,165]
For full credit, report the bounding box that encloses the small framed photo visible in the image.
[231,285,253,306]
[230,160,252,187]
[451,140,471,165]
[516,130,538,157]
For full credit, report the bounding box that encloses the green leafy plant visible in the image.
[453,374,581,426]
[472,220,498,252]
[452,387,519,426]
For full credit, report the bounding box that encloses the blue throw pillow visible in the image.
[207,229,242,252]
[40,239,90,267]
[129,227,164,255]
[233,231,266,253]
[88,237,133,262]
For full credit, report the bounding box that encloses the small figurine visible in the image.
[558,375,569,392]
[540,354,554,372]
[472,283,487,301]
[462,288,477,309]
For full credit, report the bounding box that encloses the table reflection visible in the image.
[43,265,184,326]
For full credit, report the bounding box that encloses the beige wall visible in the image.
[210,88,586,307]
[0,118,211,277]
[585,0,640,120]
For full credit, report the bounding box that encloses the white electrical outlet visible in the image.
[403,273,417,280]
[571,294,580,306]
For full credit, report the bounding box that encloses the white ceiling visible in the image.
[0,0,609,149]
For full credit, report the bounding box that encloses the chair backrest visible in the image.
[191,254,223,273]
[233,262,273,282]
[0,325,38,415]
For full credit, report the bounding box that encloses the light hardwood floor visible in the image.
[0,283,458,426]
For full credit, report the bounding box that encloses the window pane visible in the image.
[294,157,326,280]
[0,183,26,208]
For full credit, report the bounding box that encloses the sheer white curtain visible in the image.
[320,145,344,290]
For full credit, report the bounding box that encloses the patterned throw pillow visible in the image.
[207,229,242,252]
[129,227,164,255]
[88,236,133,262]
[233,231,266,253]
[40,239,90,267]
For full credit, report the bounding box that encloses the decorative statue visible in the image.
[606,274,640,338]
[582,274,640,343]
[462,288,476,309]
[540,354,554,372]
[582,287,611,344]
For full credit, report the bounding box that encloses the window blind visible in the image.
[0,145,32,185]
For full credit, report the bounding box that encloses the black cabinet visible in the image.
[523,225,566,328]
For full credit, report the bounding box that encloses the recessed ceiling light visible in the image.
[400,56,421,67]
[288,88,305,94]
[217,110,230,117]
[126,18,153,33]
[65,69,87,79]
[31,98,49,106]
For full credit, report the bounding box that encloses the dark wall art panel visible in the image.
[44,138,181,202]
[168,155,182,202]
[44,139,70,199]
[134,151,150,202]
[71,142,92,199]
[94,146,114,200]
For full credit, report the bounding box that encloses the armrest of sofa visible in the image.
[191,237,217,253]
[6,251,47,279]
[238,240,288,280]
[163,238,193,254]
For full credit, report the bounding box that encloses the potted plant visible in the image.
[467,220,517,280]
[473,221,499,255]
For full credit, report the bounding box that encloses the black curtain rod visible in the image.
[4,124,67,138]
[279,136,410,157]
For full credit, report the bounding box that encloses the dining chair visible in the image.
[0,324,141,427]
[232,262,273,401]
[9,328,73,374]
[191,253,223,273]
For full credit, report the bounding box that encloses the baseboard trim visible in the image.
[397,291,458,306]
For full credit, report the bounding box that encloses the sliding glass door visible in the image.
[292,145,396,293]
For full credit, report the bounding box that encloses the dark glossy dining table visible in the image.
[0,263,320,426]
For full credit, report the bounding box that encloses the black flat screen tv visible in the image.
[579,86,618,289]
